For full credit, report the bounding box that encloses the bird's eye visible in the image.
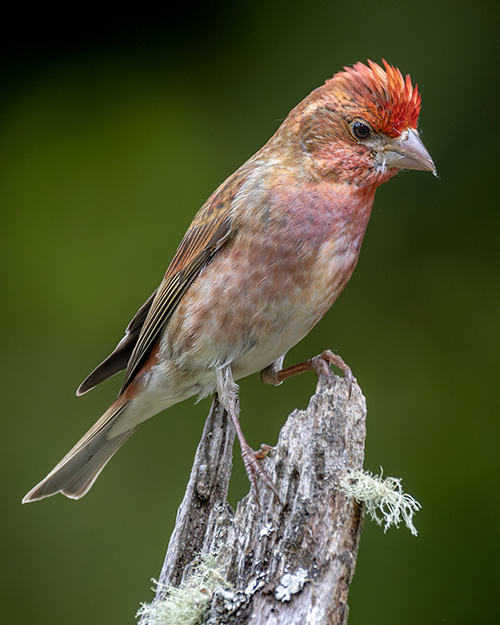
[351,120,371,140]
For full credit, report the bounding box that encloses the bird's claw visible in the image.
[265,349,355,398]
[254,443,276,460]
[310,350,356,398]
[241,443,280,506]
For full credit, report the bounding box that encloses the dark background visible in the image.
[3,2,499,623]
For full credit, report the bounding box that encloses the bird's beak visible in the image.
[384,128,436,173]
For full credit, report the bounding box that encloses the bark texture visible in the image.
[140,374,366,624]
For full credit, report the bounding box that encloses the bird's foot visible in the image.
[240,442,280,506]
[262,349,355,397]
[310,350,355,395]
[253,443,275,460]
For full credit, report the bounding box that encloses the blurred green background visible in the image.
[2,2,499,623]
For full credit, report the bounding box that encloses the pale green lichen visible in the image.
[339,468,421,536]
[136,554,231,625]
[275,568,309,602]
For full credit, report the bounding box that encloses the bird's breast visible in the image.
[161,172,374,380]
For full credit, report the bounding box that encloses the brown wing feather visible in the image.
[77,166,250,397]
[77,289,158,395]
[119,165,254,391]
[120,213,232,391]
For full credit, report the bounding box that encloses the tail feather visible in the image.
[23,400,135,503]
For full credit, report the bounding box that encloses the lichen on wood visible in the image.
[138,374,366,625]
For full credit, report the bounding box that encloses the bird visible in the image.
[23,60,435,504]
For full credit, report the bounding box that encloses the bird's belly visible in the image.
[160,232,359,388]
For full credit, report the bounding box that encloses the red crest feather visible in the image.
[328,59,422,137]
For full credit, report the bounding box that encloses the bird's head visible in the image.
[291,60,435,189]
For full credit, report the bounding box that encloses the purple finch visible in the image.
[23,60,435,503]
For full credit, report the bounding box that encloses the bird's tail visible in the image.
[23,399,136,503]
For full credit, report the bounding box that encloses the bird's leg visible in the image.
[216,365,279,504]
[260,349,355,395]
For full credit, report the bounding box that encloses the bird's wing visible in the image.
[120,210,233,392]
[77,170,248,396]
[77,289,158,395]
